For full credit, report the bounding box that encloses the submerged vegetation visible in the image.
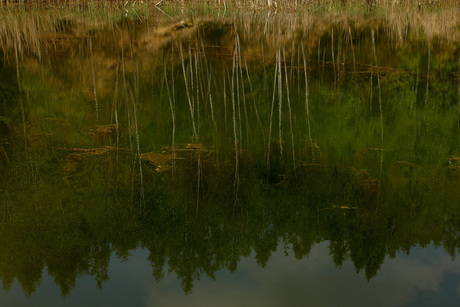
[0,0,460,299]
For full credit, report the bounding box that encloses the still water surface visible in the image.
[0,9,460,306]
[1,244,460,306]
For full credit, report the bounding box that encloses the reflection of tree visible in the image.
[4,143,460,295]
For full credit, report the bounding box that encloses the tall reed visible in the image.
[283,47,296,171]
[180,42,198,140]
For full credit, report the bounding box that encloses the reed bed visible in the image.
[1,0,458,64]
[1,0,458,10]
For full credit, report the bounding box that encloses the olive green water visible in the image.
[1,11,460,306]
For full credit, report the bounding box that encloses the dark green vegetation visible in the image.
[0,4,460,297]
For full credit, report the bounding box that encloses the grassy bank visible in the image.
[0,0,459,62]
[0,0,459,16]
[1,0,459,10]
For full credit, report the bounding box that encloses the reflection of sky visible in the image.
[1,243,460,307]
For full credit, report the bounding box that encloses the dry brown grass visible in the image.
[0,0,458,10]
[0,0,458,63]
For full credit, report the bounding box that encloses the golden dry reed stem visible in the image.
[425,43,430,107]
[457,72,460,137]
[302,43,313,163]
[244,57,265,140]
[290,40,295,81]
[347,24,356,72]
[163,57,176,172]
[89,38,99,120]
[277,49,283,157]
[223,69,227,128]
[371,30,383,143]
[201,39,217,133]
[231,38,240,211]
[115,108,119,163]
[171,45,176,108]
[194,50,200,136]
[235,34,243,147]
[267,53,278,172]
[283,47,296,171]
[331,27,337,85]
[180,42,198,140]
[208,70,218,133]
[372,29,384,203]
[129,86,145,209]
[237,35,250,145]
[112,61,120,168]
[14,43,27,150]
[189,47,194,93]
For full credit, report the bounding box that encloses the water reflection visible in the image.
[0,8,460,302]
[1,244,460,306]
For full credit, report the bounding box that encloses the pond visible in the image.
[1,4,460,306]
